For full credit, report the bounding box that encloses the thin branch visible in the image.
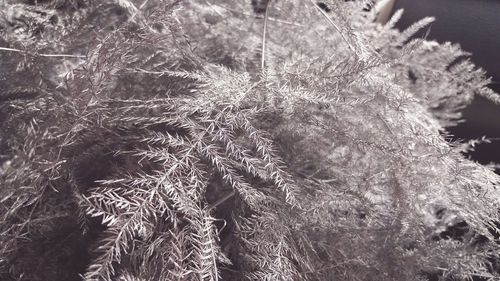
[208,190,236,211]
[0,47,86,59]
[261,0,272,71]
[375,113,406,153]
[207,2,304,27]
[308,0,356,55]
[204,0,225,17]
[129,0,151,24]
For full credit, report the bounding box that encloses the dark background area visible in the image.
[393,0,500,169]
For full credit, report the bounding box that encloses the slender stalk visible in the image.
[261,0,272,71]
[207,2,304,27]
[208,190,236,211]
[0,47,86,59]
[308,0,356,55]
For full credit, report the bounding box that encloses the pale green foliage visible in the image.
[1,0,500,281]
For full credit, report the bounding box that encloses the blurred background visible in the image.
[393,0,500,171]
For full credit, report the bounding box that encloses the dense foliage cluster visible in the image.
[1,0,500,280]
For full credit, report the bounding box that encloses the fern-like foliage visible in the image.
[1,0,500,281]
